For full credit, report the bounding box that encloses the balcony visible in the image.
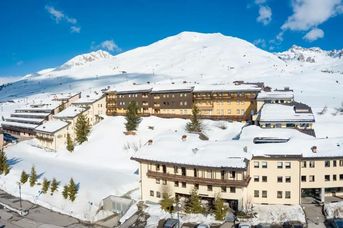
[147,170,250,187]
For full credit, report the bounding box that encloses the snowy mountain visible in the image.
[1,31,343,108]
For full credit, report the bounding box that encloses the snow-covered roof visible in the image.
[52,92,80,101]
[113,84,153,94]
[1,121,38,129]
[132,134,343,168]
[193,84,261,92]
[257,90,294,100]
[259,103,314,122]
[54,106,86,118]
[35,120,69,134]
[133,138,248,169]
[151,84,194,93]
[72,92,104,105]
[6,117,45,124]
[11,112,51,118]
[16,101,61,112]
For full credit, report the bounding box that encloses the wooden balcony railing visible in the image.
[147,170,250,187]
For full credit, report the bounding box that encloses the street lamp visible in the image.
[173,202,182,228]
[17,182,22,210]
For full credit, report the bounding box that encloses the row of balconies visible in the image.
[147,170,250,187]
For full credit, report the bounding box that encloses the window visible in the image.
[174,181,179,187]
[285,176,291,183]
[194,168,198,177]
[262,161,267,168]
[285,191,291,199]
[277,176,283,183]
[262,176,267,182]
[230,171,236,179]
[227,109,231,114]
[277,162,283,169]
[340,160,343,167]
[309,161,315,168]
[254,161,259,168]
[254,176,259,182]
[262,190,267,198]
[221,186,226,193]
[207,185,213,191]
[333,160,337,167]
[325,160,330,167]
[301,176,307,182]
[301,161,307,168]
[162,179,167,185]
[325,175,330,181]
[156,179,160,184]
[236,109,240,115]
[340,174,343,180]
[309,175,315,182]
[333,175,337,181]
[230,187,236,193]
[156,164,160,171]
[254,190,259,198]
[285,162,291,169]
[182,182,186,188]
[174,166,178,174]
[194,184,199,190]
[277,191,283,198]
[181,167,186,176]
[150,190,154,197]
[156,191,161,198]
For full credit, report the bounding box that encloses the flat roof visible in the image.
[132,134,343,168]
[151,84,194,93]
[1,121,38,129]
[35,120,69,134]
[259,103,315,123]
[54,106,85,118]
[6,117,45,124]
[11,112,50,118]
[72,92,104,105]
[193,84,261,93]
[257,91,294,100]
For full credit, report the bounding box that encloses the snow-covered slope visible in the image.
[0,31,342,108]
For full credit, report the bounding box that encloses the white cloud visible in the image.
[45,6,64,23]
[257,6,272,25]
[92,40,121,52]
[100,40,120,52]
[16,60,24,66]
[303,28,324,41]
[282,0,342,31]
[253,38,267,48]
[255,0,267,4]
[70,26,81,33]
[45,5,80,33]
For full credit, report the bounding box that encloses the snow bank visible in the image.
[324,201,343,219]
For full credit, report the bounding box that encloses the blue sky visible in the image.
[0,0,342,77]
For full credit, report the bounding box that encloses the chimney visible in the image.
[311,146,317,153]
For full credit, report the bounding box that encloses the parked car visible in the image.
[238,223,251,228]
[283,221,304,228]
[164,218,179,228]
[194,224,210,228]
[256,223,271,228]
[329,218,343,228]
[3,132,17,143]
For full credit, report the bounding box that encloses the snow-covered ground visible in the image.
[0,31,342,224]
[245,204,306,225]
[324,201,343,219]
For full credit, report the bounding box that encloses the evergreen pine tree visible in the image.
[29,166,37,187]
[214,194,228,220]
[62,185,69,199]
[186,188,204,214]
[160,192,175,213]
[66,133,74,152]
[3,162,10,176]
[125,101,142,132]
[74,114,91,144]
[20,171,29,184]
[42,178,50,194]
[50,178,59,195]
[186,105,202,133]
[0,150,10,175]
[68,178,78,202]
